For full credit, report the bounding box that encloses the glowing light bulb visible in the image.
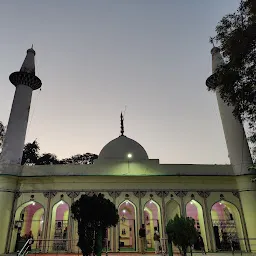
[123,209,126,213]
[32,202,35,206]
[127,153,132,159]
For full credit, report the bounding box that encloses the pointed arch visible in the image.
[210,200,245,251]
[143,199,162,251]
[49,200,70,251]
[11,201,44,252]
[118,200,137,251]
[186,199,208,252]
[166,200,181,224]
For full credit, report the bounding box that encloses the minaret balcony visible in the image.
[9,71,42,90]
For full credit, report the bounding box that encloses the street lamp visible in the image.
[127,153,132,159]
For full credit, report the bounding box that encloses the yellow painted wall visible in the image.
[0,176,17,254]
[0,191,14,254]
[236,175,256,252]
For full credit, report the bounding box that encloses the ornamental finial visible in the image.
[120,112,124,136]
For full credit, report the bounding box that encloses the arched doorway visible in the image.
[186,200,208,251]
[211,201,245,251]
[166,200,181,224]
[50,200,69,251]
[144,200,161,251]
[12,201,44,252]
[118,200,136,251]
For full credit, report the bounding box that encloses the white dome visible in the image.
[99,135,148,161]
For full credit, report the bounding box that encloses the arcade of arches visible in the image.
[9,191,248,253]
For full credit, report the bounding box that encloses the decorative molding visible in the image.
[220,194,225,200]
[197,191,211,198]
[174,191,187,198]
[66,191,80,199]
[0,188,242,193]
[232,191,240,199]
[133,191,146,198]
[85,191,99,197]
[156,191,169,198]
[43,191,57,199]
[108,191,121,199]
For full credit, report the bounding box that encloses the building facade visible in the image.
[0,48,255,254]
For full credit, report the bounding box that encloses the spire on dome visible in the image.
[120,112,124,136]
[20,46,36,75]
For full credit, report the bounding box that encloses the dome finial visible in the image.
[120,112,124,136]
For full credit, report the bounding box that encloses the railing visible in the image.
[16,238,110,255]
[14,237,256,255]
[160,238,256,255]
[17,238,33,256]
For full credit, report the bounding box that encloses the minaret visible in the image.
[206,47,252,175]
[206,47,256,252]
[0,47,42,175]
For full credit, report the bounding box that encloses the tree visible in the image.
[21,140,40,165]
[166,215,198,256]
[210,0,256,160]
[60,153,98,165]
[71,193,119,256]
[0,121,5,151]
[36,153,59,165]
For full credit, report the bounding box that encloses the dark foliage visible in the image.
[60,153,98,164]
[71,193,119,256]
[21,140,40,165]
[166,215,198,256]
[210,0,256,160]
[36,153,59,165]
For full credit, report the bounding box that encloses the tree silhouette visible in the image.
[60,153,98,165]
[166,215,198,256]
[36,153,59,165]
[21,140,40,165]
[1,121,98,165]
[71,193,119,256]
[210,0,256,159]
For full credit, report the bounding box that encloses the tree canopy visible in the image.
[166,215,198,256]
[0,122,98,165]
[210,0,256,160]
[71,193,119,256]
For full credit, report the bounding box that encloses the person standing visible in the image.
[139,224,146,254]
[153,227,160,254]
[198,234,206,255]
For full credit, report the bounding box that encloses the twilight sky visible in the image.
[0,0,240,164]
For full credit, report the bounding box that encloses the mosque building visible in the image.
[0,47,255,254]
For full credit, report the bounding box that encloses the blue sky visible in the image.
[0,0,240,163]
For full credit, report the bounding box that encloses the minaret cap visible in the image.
[20,46,36,75]
[9,47,42,90]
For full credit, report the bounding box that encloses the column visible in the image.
[174,191,187,216]
[66,191,80,253]
[43,191,57,252]
[197,191,214,252]
[109,191,121,252]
